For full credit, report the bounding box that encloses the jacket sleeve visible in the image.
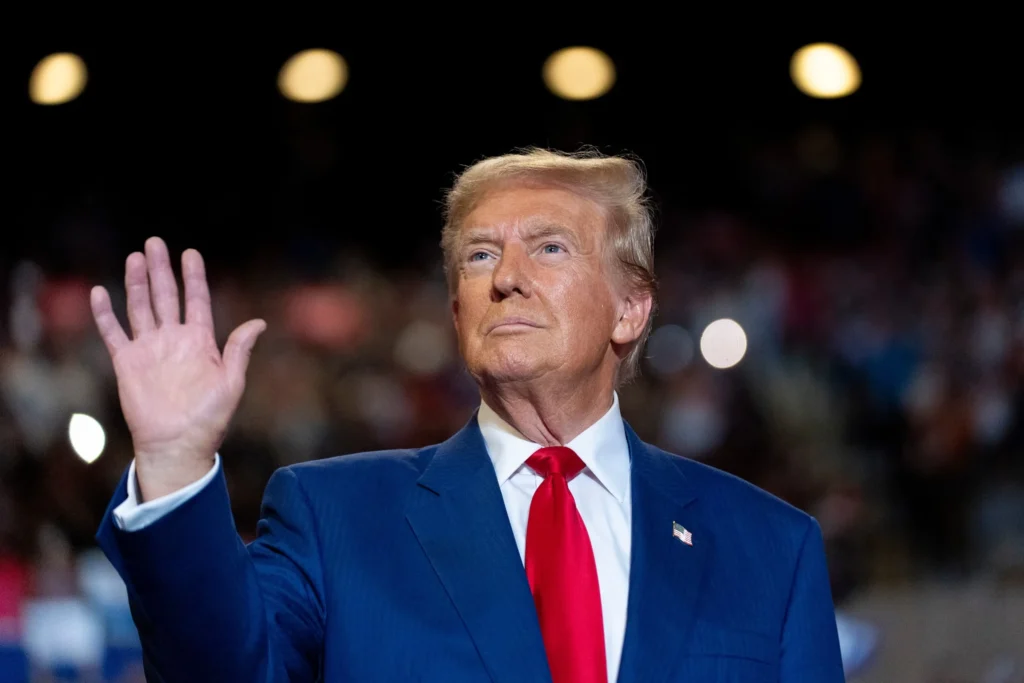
[779,518,846,682]
[113,456,221,531]
[95,464,325,683]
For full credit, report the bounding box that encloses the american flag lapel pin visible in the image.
[672,521,693,546]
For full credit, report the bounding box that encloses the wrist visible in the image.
[134,452,216,502]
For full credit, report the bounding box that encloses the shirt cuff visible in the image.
[112,454,221,532]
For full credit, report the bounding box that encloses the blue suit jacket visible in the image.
[96,415,845,682]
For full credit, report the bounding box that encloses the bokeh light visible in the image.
[393,320,452,376]
[68,413,105,464]
[543,46,616,100]
[699,319,748,369]
[790,43,861,99]
[646,325,695,376]
[29,53,88,105]
[999,164,1024,224]
[278,49,348,103]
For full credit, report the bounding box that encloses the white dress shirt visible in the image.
[478,393,632,683]
[113,454,222,531]
[113,393,633,683]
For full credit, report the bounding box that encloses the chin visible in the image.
[470,344,551,384]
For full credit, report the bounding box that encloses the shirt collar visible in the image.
[477,392,630,503]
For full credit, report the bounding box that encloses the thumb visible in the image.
[223,319,267,388]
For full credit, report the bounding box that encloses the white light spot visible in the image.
[68,413,105,463]
[700,319,748,369]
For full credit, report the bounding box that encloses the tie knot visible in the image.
[526,446,585,479]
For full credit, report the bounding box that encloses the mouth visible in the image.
[486,317,542,334]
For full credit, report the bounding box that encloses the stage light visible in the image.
[700,319,747,369]
[29,53,87,105]
[543,46,616,101]
[68,413,105,464]
[790,43,861,99]
[279,49,348,103]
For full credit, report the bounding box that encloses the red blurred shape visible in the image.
[283,284,366,350]
[0,555,29,641]
[38,278,92,336]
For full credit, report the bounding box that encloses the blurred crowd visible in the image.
[1,128,1023,680]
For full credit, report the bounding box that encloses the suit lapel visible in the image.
[405,415,552,683]
[616,424,710,683]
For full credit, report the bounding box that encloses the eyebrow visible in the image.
[460,222,581,250]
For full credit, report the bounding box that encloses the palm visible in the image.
[91,237,265,468]
[113,323,234,452]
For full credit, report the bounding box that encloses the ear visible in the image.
[451,296,461,335]
[611,289,653,346]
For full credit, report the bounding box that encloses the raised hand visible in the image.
[91,237,266,501]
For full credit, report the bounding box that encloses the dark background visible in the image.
[8,30,1022,272]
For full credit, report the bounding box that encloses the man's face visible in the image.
[452,182,643,388]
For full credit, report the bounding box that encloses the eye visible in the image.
[469,251,491,262]
[542,244,565,254]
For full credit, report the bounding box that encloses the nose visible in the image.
[491,244,533,301]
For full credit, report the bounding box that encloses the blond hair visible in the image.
[440,147,657,385]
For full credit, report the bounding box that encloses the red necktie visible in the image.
[525,447,607,683]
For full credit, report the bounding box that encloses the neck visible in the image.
[478,371,616,446]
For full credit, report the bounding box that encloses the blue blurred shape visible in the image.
[0,645,28,683]
[103,646,143,682]
[836,611,880,678]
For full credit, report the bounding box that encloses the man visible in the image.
[91,148,845,682]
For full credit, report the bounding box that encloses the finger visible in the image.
[223,319,267,392]
[90,286,130,355]
[145,236,181,326]
[182,249,215,334]
[125,251,156,337]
